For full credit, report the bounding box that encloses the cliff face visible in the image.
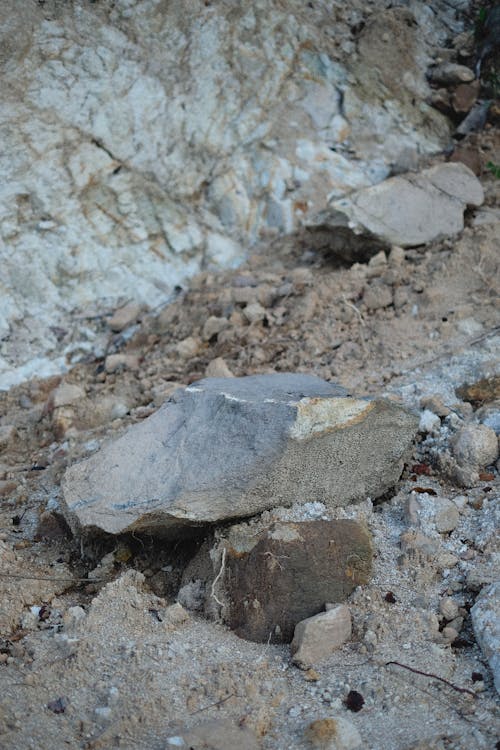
[0,0,460,386]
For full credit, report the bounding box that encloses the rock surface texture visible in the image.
[471,582,500,694]
[0,0,456,388]
[61,374,418,535]
[309,163,484,248]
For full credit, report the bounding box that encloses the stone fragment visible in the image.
[471,582,500,694]
[243,302,267,324]
[104,353,140,373]
[62,374,417,535]
[363,283,393,311]
[456,375,500,403]
[292,605,352,668]
[310,164,483,248]
[439,597,459,621]
[428,62,475,85]
[451,82,480,114]
[175,336,202,359]
[108,303,143,332]
[450,424,499,469]
[434,498,460,534]
[0,480,17,498]
[205,357,234,378]
[208,520,370,643]
[305,716,362,749]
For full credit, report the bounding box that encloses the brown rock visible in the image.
[219,520,372,643]
[456,375,500,404]
[452,82,480,114]
[108,303,143,332]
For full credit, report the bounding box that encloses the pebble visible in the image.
[428,62,475,85]
[108,303,142,332]
[451,424,499,469]
[201,316,228,341]
[243,302,267,324]
[305,716,362,749]
[439,597,459,621]
[434,498,460,533]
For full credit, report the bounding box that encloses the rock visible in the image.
[175,336,202,359]
[292,605,352,668]
[104,353,140,373]
[201,316,228,342]
[108,303,143,332]
[243,303,267,324]
[205,358,234,378]
[419,409,441,433]
[305,716,362,749]
[0,480,17,498]
[309,164,483,249]
[476,401,500,435]
[61,374,418,535]
[428,62,475,85]
[50,382,85,408]
[451,82,480,114]
[434,498,460,534]
[471,582,500,694]
[202,519,371,643]
[439,597,459,621]
[450,424,499,470]
[167,720,259,750]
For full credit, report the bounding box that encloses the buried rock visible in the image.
[182,519,372,643]
[61,374,417,535]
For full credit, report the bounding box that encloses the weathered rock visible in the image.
[471,582,500,694]
[292,605,352,668]
[433,497,460,534]
[456,375,500,404]
[309,164,483,249]
[205,357,234,379]
[61,374,418,536]
[203,519,371,643]
[108,303,143,333]
[305,717,362,750]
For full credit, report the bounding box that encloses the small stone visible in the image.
[292,605,352,668]
[434,498,460,533]
[388,246,405,266]
[201,316,228,341]
[451,424,498,469]
[305,716,362,749]
[419,409,441,434]
[439,597,459,621]
[175,336,202,359]
[108,303,142,332]
[243,302,267,324]
[456,376,500,404]
[452,82,480,114]
[104,354,139,373]
[420,395,450,418]
[441,626,459,643]
[178,720,259,750]
[304,668,321,682]
[205,357,234,378]
[63,606,86,630]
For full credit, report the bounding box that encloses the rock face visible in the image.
[309,164,483,249]
[0,0,456,388]
[62,374,418,535]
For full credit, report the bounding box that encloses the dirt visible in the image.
[1,53,500,750]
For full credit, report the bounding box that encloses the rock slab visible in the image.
[309,163,483,248]
[211,520,371,643]
[62,374,418,535]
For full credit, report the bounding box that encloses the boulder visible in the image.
[308,163,483,249]
[61,374,418,535]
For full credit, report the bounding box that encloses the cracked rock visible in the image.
[61,374,418,535]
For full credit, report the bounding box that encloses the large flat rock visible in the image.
[309,163,484,248]
[61,374,418,535]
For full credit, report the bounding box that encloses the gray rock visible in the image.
[166,720,259,750]
[292,605,352,668]
[62,374,418,535]
[471,582,500,694]
[434,497,460,534]
[428,62,475,85]
[309,164,483,249]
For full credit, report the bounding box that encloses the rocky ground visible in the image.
[1,2,500,749]
[0,152,499,749]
